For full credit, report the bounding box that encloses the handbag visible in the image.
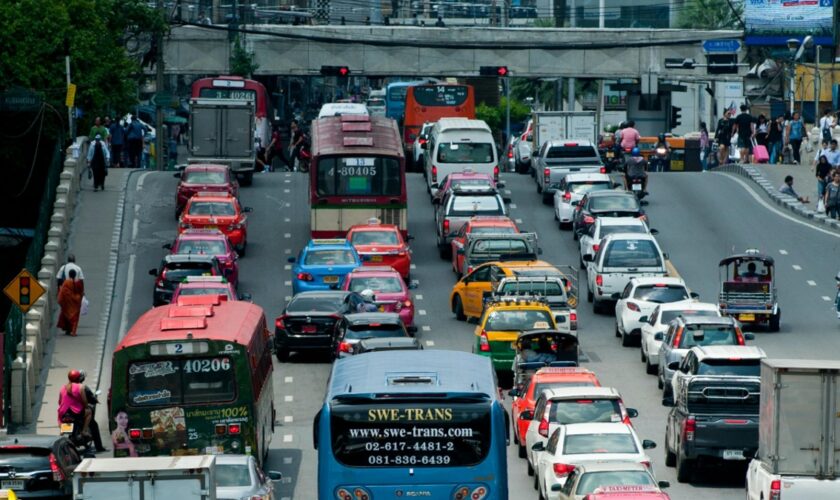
[818,198,826,213]
[81,296,90,316]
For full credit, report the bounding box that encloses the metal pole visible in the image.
[505,77,511,151]
[596,79,604,142]
[155,0,165,170]
[789,59,795,114]
[65,56,74,139]
[598,0,605,29]
[567,0,576,111]
[814,45,821,124]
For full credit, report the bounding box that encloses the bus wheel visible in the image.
[275,347,289,362]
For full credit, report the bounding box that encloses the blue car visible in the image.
[290,239,361,294]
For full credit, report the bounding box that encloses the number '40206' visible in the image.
[184,358,231,373]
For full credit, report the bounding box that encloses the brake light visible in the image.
[683,416,696,442]
[507,145,513,158]
[564,142,578,147]
[228,423,241,435]
[592,244,600,252]
[479,330,490,352]
[419,138,427,145]
[583,215,595,224]
[736,331,746,345]
[296,272,313,281]
[599,166,606,173]
[275,317,286,330]
[403,299,412,308]
[50,453,65,482]
[673,327,683,347]
[553,463,575,477]
[544,168,550,182]
[595,275,603,287]
[724,419,749,424]
[227,223,242,231]
[769,480,781,500]
[493,165,499,181]
[432,165,437,182]
[538,401,551,437]
[627,302,640,312]
[563,191,572,201]
[443,219,450,233]
[129,428,142,440]
[569,311,577,330]
[339,341,353,353]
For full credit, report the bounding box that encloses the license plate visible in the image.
[205,225,217,230]
[2,480,23,490]
[369,255,383,262]
[302,325,317,333]
[60,422,74,433]
[631,183,642,191]
[739,313,755,321]
[323,276,339,284]
[723,449,745,460]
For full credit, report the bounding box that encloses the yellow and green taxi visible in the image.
[450,260,565,321]
[474,297,557,372]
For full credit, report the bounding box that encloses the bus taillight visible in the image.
[215,424,227,435]
[228,424,241,435]
[129,429,142,440]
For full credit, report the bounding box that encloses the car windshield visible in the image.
[697,359,761,377]
[470,225,516,235]
[661,309,718,323]
[633,285,688,303]
[590,196,640,212]
[163,263,215,282]
[471,239,529,255]
[678,325,739,348]
[485,309,553,331]
[449,179,494,191]
[603,239,662,268]
[550,399,622,424]
[346,323,406,339]
[367,98,385,107]
[450,196,504,217]
[546,146,599,160]
[184,171,226,185]
[534,382,596,397]
[216,463,252,487]
[187,201,236,216]
[176,240,227,255]
[287,296,345,312]
[569,181,612,194]
[348,276,404,293]
[304,249,357,265]
[575,471,655,495]
[350,230,399,245]
[563,433,638,455]
[437,143,494,164]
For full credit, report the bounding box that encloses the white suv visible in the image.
[614,277,697,347]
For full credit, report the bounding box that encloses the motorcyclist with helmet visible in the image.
[78,370,108,452]
[624,147,648,193]
[651,133,670,172]
[357,289,379,313]
[57,369,91,441]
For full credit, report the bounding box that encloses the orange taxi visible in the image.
[178,193,252,256]
[510,367,601,458]
[450,216,519,275]
[346,219,412,280]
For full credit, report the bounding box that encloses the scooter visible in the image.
[629,176,647,201]
[650,146,669,172]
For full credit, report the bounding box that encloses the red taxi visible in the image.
[165,229,239,287]
[510,367,601,458]
[346,220,412,280]
[341,266,416,331]
[431,170,500,205]
[450,216,519,275]
[584,485,671,499]
[171,276,245,302]
[178,193,252,256]
[175,164,238,217]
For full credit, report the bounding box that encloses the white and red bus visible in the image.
[190,76,272,148]
[309,115,407,238]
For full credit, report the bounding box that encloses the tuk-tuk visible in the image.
[718,250,779,331]
[511,330,580,392]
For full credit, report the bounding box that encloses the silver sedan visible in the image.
[215,455,282,500]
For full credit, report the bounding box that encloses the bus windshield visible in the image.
[316,157,401,196]
[329,401,492,467]
[127,357,236,406]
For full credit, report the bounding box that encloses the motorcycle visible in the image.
[629,176,646,201]
[650,146,669,172]
[59,389,100,458]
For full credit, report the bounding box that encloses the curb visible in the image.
[714,163,840,231]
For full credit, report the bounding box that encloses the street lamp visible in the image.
[787,36,813,114]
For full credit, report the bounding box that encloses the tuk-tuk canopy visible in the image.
[718,253,774,268]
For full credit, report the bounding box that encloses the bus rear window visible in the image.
[330,401,492,467]
[316,157,401,197]
[412,86,468,107]
[127,357,236,407]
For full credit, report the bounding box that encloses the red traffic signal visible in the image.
[480,66,510,77]
[321,65,351,77]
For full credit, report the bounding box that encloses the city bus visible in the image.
[315,350,509,499]
[310,114,407,237]
[109,295,274,464]
[403,83,476,157]
[385,81,425,122]
[191,76,272,148]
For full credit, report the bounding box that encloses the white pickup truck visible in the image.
[746,359,840,499]
[492,275,578,335]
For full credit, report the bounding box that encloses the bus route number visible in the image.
[183,357,231,373]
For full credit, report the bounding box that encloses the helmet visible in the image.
[631,147,641,156]
[68,370,82,383]
[658,133,666,141]
[360,289,375,301]
[78,370,86,383]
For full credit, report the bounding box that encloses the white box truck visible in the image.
[73,455,216,500]
[188,98,256,186]
[531,111,598,152]
[746,359,840,499]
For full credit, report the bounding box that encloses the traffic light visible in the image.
[670,106,682,129]
[320,65,351,77]
[19,276,30,306]
[479,66,510,77]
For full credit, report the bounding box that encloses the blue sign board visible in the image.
[702,40,742,53]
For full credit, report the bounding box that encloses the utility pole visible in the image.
[66,56,74,140]
[155,0,165,170]
[505,77,511,153]
[567,0,576,111]
[814,45,821,122]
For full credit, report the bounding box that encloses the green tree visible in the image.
[230,36,259,78]
[676,0,744,30]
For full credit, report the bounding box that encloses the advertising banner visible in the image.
[745,0,835,46]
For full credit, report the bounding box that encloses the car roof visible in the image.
[348,223,400,232]
[601,232,658,243]
[629,277,685,287]
[691,345,767,361]
[214,454,253,466]
[534,367,598,381]
[163,254,218,264]
[597,217,647,227]
[677,315,736,326]
[448,171,493,179]
[176,282,231,289]
[469,217,515,226]
[358,337,420,350]
[657,300,718,312]
[177,231,227,240]
[540,386,621,400]
[304,239,355,250]
[349,266,400,275]
[344,312,402,325]
[587,190,636,199]
[575,461,650,473]
[184,164,228,172]
[291,291,351,299]
[563,422,634,436]
[564,173,611,182]
[187,194,236,203]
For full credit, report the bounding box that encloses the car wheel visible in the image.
[640,346,647,362]
[533,469,539,490]
[592,300,601,314]
[676,450,695,483]
[559,221,571,231]
[769,308,781,332]
[587,286,593,303]
[572,228,579,241]
[553,211,558,221]
[665,442,677,467]
[621,329,633,347]
[275,347,289,362]
[542,193,552,205]
[657,368,664,389]
[663,384,673,402]
[453,295,466,321]
[646,357,657,375]
[438,243,449,260]
[527,459,534,476]
[615,322,622,338]
[238,244,247,258]
[518,443,526,458]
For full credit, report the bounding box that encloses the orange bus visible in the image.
[403,83,475,159]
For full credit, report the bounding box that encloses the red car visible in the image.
[178,193,252,256]
[341,266,416,332]
[346,220,412,280]
[510,367,601,458]
[432,170,500,205]
[175,164,238,217]
[165,229,240,288]
[171,276,244,302]
[584,486,671,499]
[450,216,519,275]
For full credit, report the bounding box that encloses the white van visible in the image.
[317,102,369,118]
[424,118,498,196]
[366,90,386,117]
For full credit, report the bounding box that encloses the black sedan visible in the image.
[571,190,646,239]
[149,254,223,306]
[331,312,413,359]
[0,435,82,498]
[274,290,365,361]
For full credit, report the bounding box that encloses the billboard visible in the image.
[745,0,835,46]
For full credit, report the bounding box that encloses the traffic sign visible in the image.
[4,269,45,313]
[65,83,77,108]
[702,39,741,54]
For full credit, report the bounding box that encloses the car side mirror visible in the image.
[611,293,621,300]
[690,292,700,299]
[663,252,670,260]
[649,228,659,235]
[406,234,415,241]
[654,332,664,341]
[148,268,158,276]
[537,247,543,255]
[173,172,181,178]
[582,254,593,262]
[745,333,755,341]
[626,408,639,418]
[642,439,657,449]
[431,182,439,189]
[531,442,545,452]
[519,410,533,421]
[409,280,420,289]
[638,316,648,323]
[287,257,296,263]
[571,200,579,206]
[503,196,512,204]
[162,243,172,250]
[238,292,252,301]
[658,481,670,489]
[496,181,506,189]
[662,395,674,407]
[243,207,253,213]
[267,471,283,481]
[668,361,680,371]
[432,198,441,205]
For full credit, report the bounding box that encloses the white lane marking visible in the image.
[504,189,512,195]
[284,395,293,402]
[418,309,427,315]
[283,434,293,443]
[134,203,140,215]
[131,218,139,240]
[284,218,290,223]
[515,219,523,224]
[719,173,840,239]
[117,254,136,339]
[284,280,292,286]
[284,415,293,423]
[425,340,435,346]
[410,264,417,269]
[779,249,788,255]
[283,457,293,465]
[422,325,431,331]
[285,173,291,177]
[284,249,291,254]
[510,203,518,209]
[416,294,423,300]
[284,179,291,183]
[285,203,291,207]
[284,296,291,302]
[284,189,290,193]
[792,265,802,270]
[137,171,152,190]
[284,376,293,383]
[822,296,832,301]
[284,233,291,238]
[807,280,817,286]
[284,264,291,270]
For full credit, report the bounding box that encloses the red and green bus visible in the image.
[310,114,407,237]
[109,295,275,463]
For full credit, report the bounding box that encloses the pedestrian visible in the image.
[820,108,834,143]
[435,16,445,27]
[197,10,211,25]
[715,108,734,165]
[56,254,85,295]
[88,117,109,143]
[340,16,346,25]
[699,122,710,171]
[817,155,832,200]
[755,114,768,146]
[786,111,807,165]
[126,117,145,169]
[779,175,809,203]
[619,120,641,151]
[57,269,83,336]
[826,171,840,219]
[733,104,755,164]
[267,125,292,171]
[87,134,110,191]
[767,115,783,165]
[256,147,269,173]
[289,119,305,171]
[108,117,126,168]
[814,139,830,166]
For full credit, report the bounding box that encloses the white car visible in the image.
[533,422,657,500]
[614,277,697,348]
[553,173,614,230]
[640,301,721,375]
[412,122,434,170]
[668,345,766,405]
[317,102,368,118]
[578,217,653,268]
[514,129,533,174]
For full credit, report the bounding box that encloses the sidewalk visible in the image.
[31,168,131,436]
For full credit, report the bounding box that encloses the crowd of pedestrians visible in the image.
[87,115,149,172]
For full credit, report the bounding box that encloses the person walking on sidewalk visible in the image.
[786,111,808,165]
[779,175,810,204]
[108,117,126,168]
[820,108,835,143]
[88,117,109,143]
[56,254,84,295]
[126,118,145,169]
[57,269,83,336]
[715,108,734,165]
[87,134,110,191]
[699,122,710,171]
[817,155,832,200]
[767,115,784,164]
[825,172,840,219]
[733,105,755,164]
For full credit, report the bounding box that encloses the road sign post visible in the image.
[3,269,45,314]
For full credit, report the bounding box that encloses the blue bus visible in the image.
[315,350,509,499]
[385,81,425,122]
